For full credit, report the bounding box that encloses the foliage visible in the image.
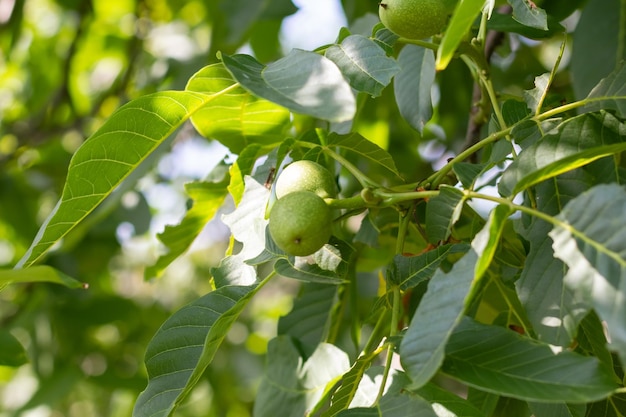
[1,0,626,416]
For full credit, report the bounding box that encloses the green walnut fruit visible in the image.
[269,191,333,256]
[275,160,337,200]
[379,0,454,40]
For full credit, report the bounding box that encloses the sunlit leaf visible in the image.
[145,177,230,280]
[550,184,626,366]
[442,317,618,402]
[436,0,484,70]
[394,45,435,133]
[186,63,291,154]
[321,351,379,416]
[17,91,220,268]
[221,50,356,122]
[253,336,350,417]
[0,266,86,290]
[499,111,626,196]
[325,35,400,97]
[134,284,261,417]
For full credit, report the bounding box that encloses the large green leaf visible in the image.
[17,91,221,268]
[571,0,622,99]
[499,111,626,196]
[442,317,618,403]
[0,266,86,290]
[515,171,593,346]
[400,250,478,389]
[253,336,350,417]
[133,284,261,417]
[278,283,338,358]
[324,35,400,97]
[549,184,626,366]
[185,63,291,154]
[394,45,435,133]
[221,50,356,122]
[436,0,484,70]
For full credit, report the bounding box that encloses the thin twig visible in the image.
[461,5,512,161]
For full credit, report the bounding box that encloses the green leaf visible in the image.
[509,0,548,30]
[436,0,484,70]
[324,35,400,97]
[516,171,592,346]
[471,204,514,282]
[549,184,626,366]
[133,284,261,417]
[185,63,291,154]
[528,402,586,417]
[0,330,28,366]
[337,392,438,417]
[571,0,622,99]
[425,185,465,244]
[325,132,402,181]
[400,250,478,389]
[388,243,470,290]
[498,111,626,196]
[274,257,348,285]
[18,91,218,268]
[145,178,229,280]
[442,317,618,403]
[586,392,626,417]
[523,73,551,114]
[221,50,356,122]
[253,336,350,417]
[278,283,338,358]
[584,60,626,118]
[453,163,487,188]
[394,45,435,133]
[486,12,564,39]
[322,351,377,417]
[413,383,487,417]
[0,266,86,290]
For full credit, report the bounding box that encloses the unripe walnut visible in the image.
[379,0,455,40]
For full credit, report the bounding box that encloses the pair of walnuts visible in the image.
[268,161,337,256]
